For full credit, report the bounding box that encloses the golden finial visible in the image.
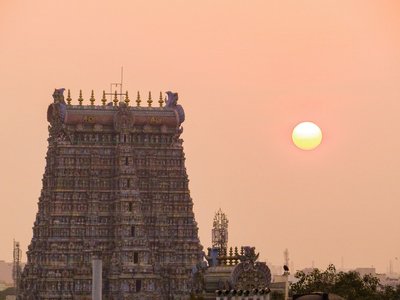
[89,90,95,105]
[66,89,72,105]
[147,91,153,107]
[124,91,130,105]
[78,90,83,106]
[101,90,107,106]
[113,90,118,106]
[136,91,141,107]
[158,92,164,107]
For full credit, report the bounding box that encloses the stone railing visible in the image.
[215,287,271,300]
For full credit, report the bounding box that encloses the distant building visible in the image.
[354,267,400,287]
[0,261,13,285]
[298,266,400,290]
[0,281,13,292]
[355,267,376,277]
[376,273,400,288]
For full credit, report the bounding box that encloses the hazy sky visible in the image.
[1,0,400,273]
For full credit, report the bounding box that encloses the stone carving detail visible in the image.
[47,89,69,142]
[114,103,133,131]
[52,88,66,104]
[231,247,271,290]
[231,262,271,290]
[165,91,185,126]
[93,123,103,131]
[165,91,179,108]
[240,246,260,263]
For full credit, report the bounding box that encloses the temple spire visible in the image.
[90,90,95,105]
[66,89,72,105]
[124,91,130,105]
[159,92,164,107]
[212,208,229,253]
[113,90,118,106]
[78,90,83,106]
[136,91,141,107]
[101,90,107,106]
[147,91,153,107]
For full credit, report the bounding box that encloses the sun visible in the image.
[292,122,322,150]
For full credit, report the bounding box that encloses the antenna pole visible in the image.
[283,249,290,300]
[107,67,125,102]
[120,66,123,101]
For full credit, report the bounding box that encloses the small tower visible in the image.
[13,240,22,293]
[212,208,229,253]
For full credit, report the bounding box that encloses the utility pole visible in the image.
[283,249,290,300]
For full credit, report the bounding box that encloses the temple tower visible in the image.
[18,89,203,299]
[212,208,229,254]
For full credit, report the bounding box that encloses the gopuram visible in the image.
[18,89,203,299]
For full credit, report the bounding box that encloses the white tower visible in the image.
[284,248,289,267]
[13,240,22,293]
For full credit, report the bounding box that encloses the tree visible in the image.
[291,264,400,300]
[291,264,337,295]
[381,285,400,299]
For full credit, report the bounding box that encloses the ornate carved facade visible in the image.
[18,89,203,299]
[192,210,272,300]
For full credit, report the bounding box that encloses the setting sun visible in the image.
[292,122,322,150]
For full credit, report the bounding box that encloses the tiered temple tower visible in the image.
[18,89,203,299]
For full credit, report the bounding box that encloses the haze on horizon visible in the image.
[1,0,400,273]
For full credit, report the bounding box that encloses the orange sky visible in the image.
[1,0,400,273]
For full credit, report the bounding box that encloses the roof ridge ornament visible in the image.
[78,90,83,106]
[147,91,153,107]
[136,91,141,107]
[101,91,107,106]
[158,92,164,107]
[90,90,95,106]
[52,88,66,104]
[124,91,130,106]
[165,91,185,125]
[113,91,118,106]
[66,89,72,105]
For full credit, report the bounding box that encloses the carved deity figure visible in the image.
[165,91,185,125]
[52,88,66,104]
